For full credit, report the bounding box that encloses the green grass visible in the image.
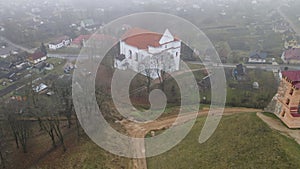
[186,63,204,70]
[44,58,66,75]
[147,113,300,169]
[149,68,277,109]
[261,112,279,119]
[48,47,81,55]
[225,69,277,109]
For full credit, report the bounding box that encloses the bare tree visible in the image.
[15,118,30,153]
[4,101,22,149]
[145,68,152,93]
[53,78,73,128]
[40,117,57,148]
[36,90,68,151]
[6,109,31,153]
[7,114,19,150]
[52,115,66,152]
[153,52,176,92]
[138,61,152,93]
[0,123,7,168]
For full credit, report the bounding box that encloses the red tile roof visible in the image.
[282,70,300,89]
[71,34,116,46]
[28,52,46,61]
[122,27,179,49]
[284,48,300,60]
[124,33,164,49]
[71,35,92,46]
[291,113,300,117]
[122,27,152,39]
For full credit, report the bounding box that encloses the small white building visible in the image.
[0,44,18,58]
[33,83,48,93]
[253,82,259,89]
[115,29,181,79]
[80,19,95,28]
[48,36,72,50]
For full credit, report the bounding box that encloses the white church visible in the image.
[114,29,181,79]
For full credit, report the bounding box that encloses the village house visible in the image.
[48,36,72,50]
[80,19,95,28]
[33,83,48,93]
[115,28,181,79]
[281,48,300,64]
[0,42,19,58]
[80,19,100,31]
[274,70,300,128]
[248,51,267,63]
[284,39,300,49]
[28,51,47,64]
[0,47,11,59]
[70,35,91,48]
[273,21,290,33]
[70,34,116,48]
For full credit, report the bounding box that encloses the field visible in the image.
[37,135,130,169]
[159,67,278,109]
[225,69,278,108]
[0,119,130,169]
[147,113,300,169]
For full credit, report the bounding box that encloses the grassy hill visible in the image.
[37,135,130,169]
[147,113,300,169]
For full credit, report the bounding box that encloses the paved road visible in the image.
[47,53,300,71]
[47,52,300,71]
[188,61,300,71]
[47,53,80,60]
[0,36,35,53]
[0,82,23,97]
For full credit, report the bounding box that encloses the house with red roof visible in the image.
[274,70,300,128]
[70,34,116,48]
[115,28,181,78]
[70,35,92,48]
[28,51,47,64]
[281,48,300,64]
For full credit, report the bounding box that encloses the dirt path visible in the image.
[121,107,262,169]
[257,112,300,144]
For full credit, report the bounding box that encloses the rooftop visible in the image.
[72,34,92,46]
[282,70,300,89]
[122,28,178,49]
[249,51,267,59]
[28,52,46,61]
[284,48,300,60]
[71,34,116,46]
[49,35,70,44]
